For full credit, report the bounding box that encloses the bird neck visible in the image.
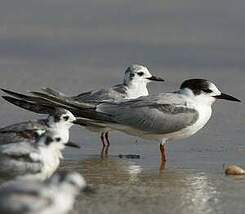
[39,144,63,178]
[125,81,149,99]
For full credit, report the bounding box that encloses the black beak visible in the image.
[65,141,81,149]
[147,75,165,82]
[72,119,77,124]
[81,185,96,194]
[72,118,89,126]
[214,93,241,102]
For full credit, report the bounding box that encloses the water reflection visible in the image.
[127,163,142,183]
[59,156,222,214]
[60,156,144,185]
[179,173,220,214]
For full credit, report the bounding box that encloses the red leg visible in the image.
[160,144,167,170]
[160,144,167,162]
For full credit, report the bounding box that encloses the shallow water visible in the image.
[60,155,245,214]
[0,0,245,213]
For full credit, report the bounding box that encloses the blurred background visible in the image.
[0,1,245,213]
[0,0,244,163]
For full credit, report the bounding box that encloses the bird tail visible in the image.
[2,95,66,114]
[1,88,93,109]
[1,88,115,125]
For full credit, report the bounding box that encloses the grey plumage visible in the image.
[0,172,86,214]
[2,89,200,137]
[0,64,165,151]
[71,84,129,103]
[41,84,129,103]
[0,132,72,180]
[0,120,48,133]
[0,106,76,147]
[75,93,199,135]
[0,136,44,178]
[0,120,47,145]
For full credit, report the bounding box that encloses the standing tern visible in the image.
[1,64,164,154]
[69,79,240,165]
[0,171,86,214]
[1,79,240,166]
[0,131,80,181]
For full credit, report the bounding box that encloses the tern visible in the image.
[0,107,76,146]
[19,79,240,166]
[0,131,80,181]
[0,171,86,214]
[1,64,164,154]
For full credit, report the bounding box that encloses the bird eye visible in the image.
[63,116,69,121]
[202,89,213,93]
[137,72,144,76]
[55,137,61,142]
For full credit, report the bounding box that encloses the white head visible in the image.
[48,108,76,129]
[123,64,164,87]
[179,79,241,105]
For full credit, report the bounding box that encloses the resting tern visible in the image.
[0,131,80,181]
[0,171,86,214]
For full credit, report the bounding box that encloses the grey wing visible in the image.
[0,120,47,133]
[97,94,199,134]
[73,84,127,103]
[0,132,35,145]
[0,182,52,214]
[0,141,38,156]
[73,89,113,103]
[43,87,112,103]
[116,105,198,134]
[0,142,42,176]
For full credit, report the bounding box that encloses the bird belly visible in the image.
[161,106,212,141]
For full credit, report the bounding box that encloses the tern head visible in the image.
[48,108,76,128]
[49,171,87,194]
[180,79,241,105]
[123,64,164,86]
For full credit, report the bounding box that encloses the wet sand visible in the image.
[0,0,245,213]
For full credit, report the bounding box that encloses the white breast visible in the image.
[39,145,63,179]
[162,102,212,142]
[126,83,149,99]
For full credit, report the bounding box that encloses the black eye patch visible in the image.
[202,89,213,93]
[137,72,144,76]
[63,116,69,121]
[55,137,61,142]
